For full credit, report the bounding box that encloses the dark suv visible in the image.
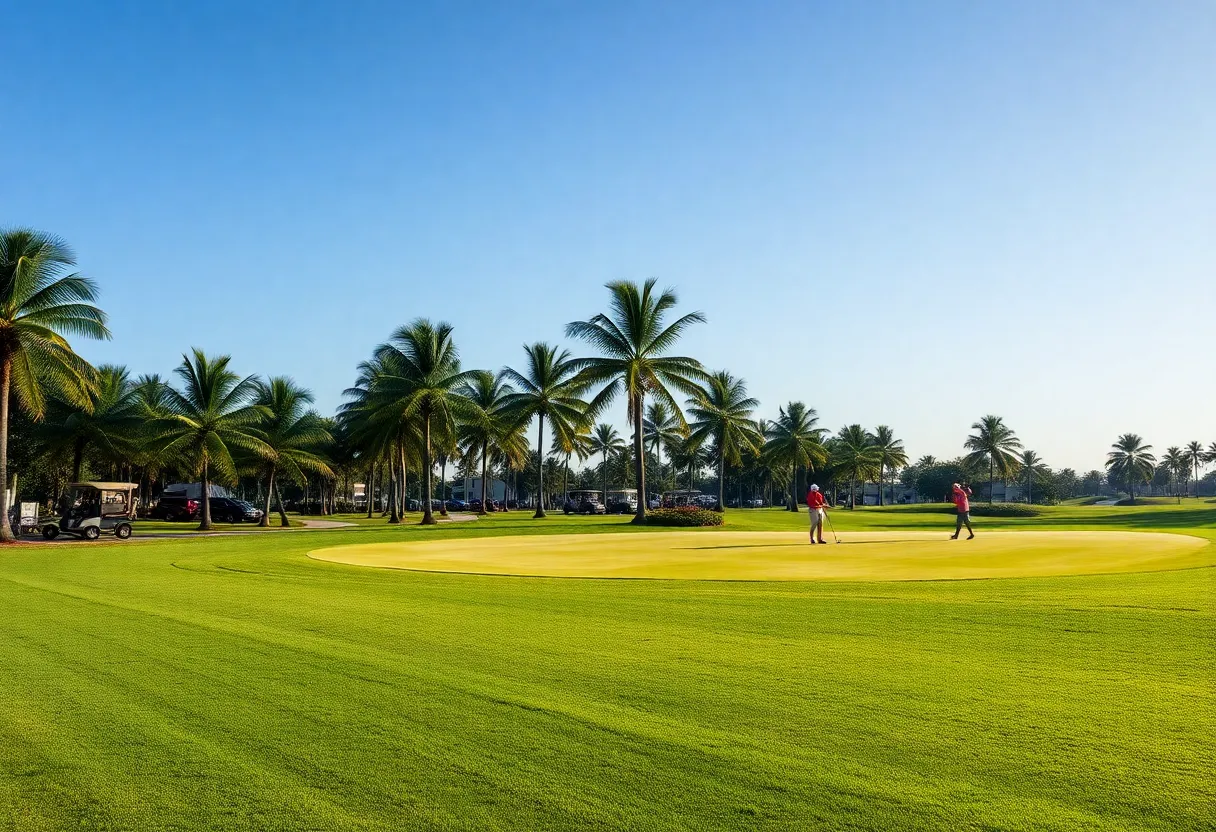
[207,498,265,523]
[153,495,200,521]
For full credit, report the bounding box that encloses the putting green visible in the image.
[309,530,1212,581]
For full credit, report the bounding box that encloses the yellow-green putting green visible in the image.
[309,529,1212,581]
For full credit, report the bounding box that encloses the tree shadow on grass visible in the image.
[1029,507,1216,529]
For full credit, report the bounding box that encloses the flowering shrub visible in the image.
[645,507,724,527]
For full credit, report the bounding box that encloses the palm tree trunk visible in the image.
[534,415,547,519]
[260,466,275,527]
[631,394,647,524]
[199,462,213,530]
[0,357,13,542]
[439,457,449,517]
[273,480,290,527]
[877,463,884,506]
[389,442,402,523]
[479,442,489,515]
[989,459,995,504]
[72,440,85,483]
[790,467,799,512]
[717,451,725,512]
[366,463,375,518]
[602,452,609,506]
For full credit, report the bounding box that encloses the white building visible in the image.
[451,478,506,503]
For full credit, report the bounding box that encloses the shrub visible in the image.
[970,503,1040,517]
[645,507,724,527]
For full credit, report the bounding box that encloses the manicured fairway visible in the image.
[1,507,1213,831]
[310,530,1212,581]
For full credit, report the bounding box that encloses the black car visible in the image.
[606,499,634,514]
[206,497,265,523]
[152,495,200,521]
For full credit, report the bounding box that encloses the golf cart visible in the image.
[42,482,137,541]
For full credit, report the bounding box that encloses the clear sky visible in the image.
[6,1,1214,471]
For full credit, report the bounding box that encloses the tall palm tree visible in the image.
[833,425,882,509]
[1017,449,1049,504]
[588,423,627,505]
[38,364,142,481]
[871,425,908,507]
[254,377,333,526]
[1184,441,1204,498]
[157,350,270,530]
[1105,433,1156,505]
[456,370,522,515]
[763,402,826,512]
[1207,442,1216,473]
[686,371,761,511]
[369,320,475,525]
[1162,447,1186,502]
[130,373,175,511]
[964,415,1023,503]
[0,229,109,541]
[643,400,682,495]
[341,354,414,524]
[501,343,590,519]
[566,279,707,523]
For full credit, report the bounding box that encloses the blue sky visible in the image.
[6,1,1214,470]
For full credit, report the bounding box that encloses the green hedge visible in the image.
[645,507,724,527]
[970,503,1040,517]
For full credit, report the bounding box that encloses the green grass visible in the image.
[1,506,1214,830]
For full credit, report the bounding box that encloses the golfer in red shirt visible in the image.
[951,483,974,539]
[806,484,828,544]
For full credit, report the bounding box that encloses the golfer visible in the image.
[951,482,974,539]
[806,484,828,544]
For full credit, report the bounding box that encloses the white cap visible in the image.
[810,484,820,492]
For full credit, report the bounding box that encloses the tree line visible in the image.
[3,228,1213,539]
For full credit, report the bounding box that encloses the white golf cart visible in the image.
[42,482,137,541]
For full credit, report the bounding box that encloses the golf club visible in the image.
[824,511,841,544]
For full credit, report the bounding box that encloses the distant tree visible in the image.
[871,425,908,506]
[686,371,761,511]
[1184,441,1205,498]
[915,459,971,503]
[1080,469,1105,496]
[566,279,707,524]
[38,364,142,481]
[763,402,826,512]
[158,350,270,530]
[1105,433,1156,504]
[643,401,683,495]
[455,370,521,515]
[1162,447,1186,503]
[501,342,590,518]
[1017,449,1049,504]
[1053,468,1079,501]
[254,377,333,527]
[963,415,1023,503]
[832,425,882,509]
[588,423,627,504]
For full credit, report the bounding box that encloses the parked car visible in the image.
[153,495,200,521]
[445,499,468,511]
[606,498,633,514]
[406,498,421,512]
[745,498,765,508]
[206,497,264,524]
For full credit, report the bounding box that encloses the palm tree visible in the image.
[254,377,333,526]
[833,425,882,509]
[566,279,707,523]
[341,354,415,524]
[763,402,826,512]
[38,365,142,482]
[1162,447,1186,502]
[456,370,521,515]
[1184,441,1204,498]
[369,320,475,525]
[1105,433,1156,504]
[643,400,682,495]
[964,415,1023,503]
[130,373,175,511]
[1207,442,1216,474]
[686,371,761,511]
[871,425,908,507]
[157,350,270,530]
[501,343,590,519]
[0,229,109,541]
[588,423,626,505]
[550,423,593,505]
[1017,449,1049,504]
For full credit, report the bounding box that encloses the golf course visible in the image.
[2,503,1213,831]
